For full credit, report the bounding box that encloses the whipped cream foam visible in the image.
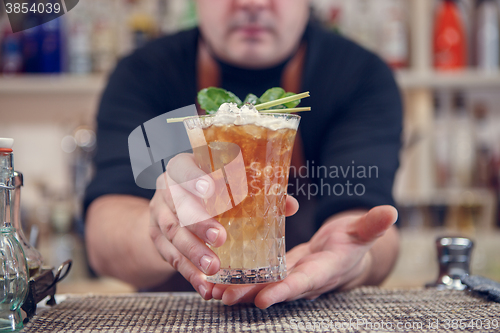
[210,103,299,130]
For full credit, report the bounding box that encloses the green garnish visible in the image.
[259,87,286,104]
[197,87,301,114]
[197,88,242,114]
[243,93,259,105]
[282,92,301,108]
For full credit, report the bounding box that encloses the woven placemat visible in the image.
[21,287,500,333]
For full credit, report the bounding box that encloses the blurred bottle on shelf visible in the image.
[378,0,409,69]
[344,0,377,52]
[156,0,169,34]
[449,91,475,188]
[22,15,42,73]
[326,3,343,33]
[474,0,499,72]
[1,23,23,74]
[472,102,494,187]
[397,205,426,229]
[92,8,117,73]
[314,0,408,68]
[433,0,468,70]
[39,18,63,73]
[156,0,183,35]
[429,204,448,228]
[456,193,481,235]
[178,0,198,31]
[129,12,157,50]
[433,91,451,188]
[123,0,157,49]
[310,0,345,34]
[66,7,92,74]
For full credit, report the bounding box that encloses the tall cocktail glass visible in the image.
[183,113,300,284]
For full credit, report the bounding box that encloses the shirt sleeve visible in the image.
[313,53,403,227]
[83,54,165,215]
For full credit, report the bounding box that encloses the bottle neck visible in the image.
[0,150,14,227]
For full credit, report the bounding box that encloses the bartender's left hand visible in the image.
[211,205,398,309]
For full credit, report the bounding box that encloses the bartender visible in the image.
[84,0,402,309]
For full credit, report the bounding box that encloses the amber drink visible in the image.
[183,105,299,284]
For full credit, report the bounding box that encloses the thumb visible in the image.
[348,205,398,243]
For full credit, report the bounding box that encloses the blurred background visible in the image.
[0,0,499,293]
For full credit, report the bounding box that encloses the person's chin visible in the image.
[228,41,277,67]
[231,52,275,68]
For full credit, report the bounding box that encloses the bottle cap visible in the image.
[0,138,14,149]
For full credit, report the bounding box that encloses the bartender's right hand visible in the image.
[149,153,299,300]
[149,153,223,300]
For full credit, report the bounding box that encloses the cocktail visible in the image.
[183,104,300,284]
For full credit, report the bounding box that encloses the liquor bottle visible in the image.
[475,0,499,71]
[322,0,343,34]
[0,23,23,74]
[378,0,409,68]
[39,17,62,73]
[344,0,377,52]
[22,14,42,73]
[67,10,92,74]
[92,1,117,73]
[180,0,198,30]
[449,91,475,188]
[433,0,468,70]
[129,12,156,50]
[472,102,493,187]
[433,91,451,188]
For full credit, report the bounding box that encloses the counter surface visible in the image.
[21,287,500,332]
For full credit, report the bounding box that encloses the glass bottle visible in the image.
[13,172,43,278]
[433,91,451,188]
[378,0,409,69]
[0,139,29,332]
[475,0,499,71]
[449,91,475,188]
[433,0,468,70]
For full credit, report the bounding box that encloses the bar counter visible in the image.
[21,286,500,332]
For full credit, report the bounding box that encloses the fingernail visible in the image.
[200,255,213,274]
[196,179,209,196]
[199,284,207,298]
[206,228,219,245]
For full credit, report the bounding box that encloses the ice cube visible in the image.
[240,104,258,114]
[218,103,232,114]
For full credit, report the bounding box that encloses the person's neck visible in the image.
[214,53,293,76]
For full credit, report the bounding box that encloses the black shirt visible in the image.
[84,22,402,289]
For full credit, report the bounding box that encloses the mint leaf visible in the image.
[259,87,286,105]
[283,92,301,108]
[243,93,259,105]
[197,87,242,114]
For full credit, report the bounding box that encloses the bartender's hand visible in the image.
[212,205,399,309]
[149,153,300,300]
